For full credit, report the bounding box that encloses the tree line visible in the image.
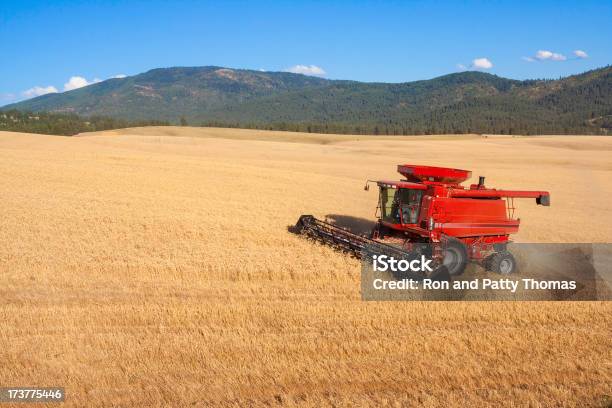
[0,110,169,136]
[2,107,609,137]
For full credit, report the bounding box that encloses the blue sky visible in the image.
[1,0,610,104]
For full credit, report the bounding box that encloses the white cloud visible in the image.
[15,73,124,102]
[456,63,467,70]
[523,49,588,63]
[284,64,326,76]
[63,76,101,91]
[535,50,553,60]
[573,50,588,59]
[535,50,566,61]
[550,53,566,61]
[22,85,59,98]
[63,76,88,91]
[471,58,493,69]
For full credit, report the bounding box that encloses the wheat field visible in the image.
[0,127,610,407]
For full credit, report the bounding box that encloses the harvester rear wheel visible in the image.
[486,251,517,275]
[442,238,468,276]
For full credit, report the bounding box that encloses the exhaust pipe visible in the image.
[478,176,485,188]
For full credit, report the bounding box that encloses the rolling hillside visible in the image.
[4,67,329,122]
[4,65,612,135]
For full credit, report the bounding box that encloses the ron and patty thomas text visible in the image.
[372,278,577,292]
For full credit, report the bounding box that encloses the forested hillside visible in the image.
[4,65,611,135]
[201,68,612,135]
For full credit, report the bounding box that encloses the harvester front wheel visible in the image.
[442,239,468,276]
[486,251,517,275]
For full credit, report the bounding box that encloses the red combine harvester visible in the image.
[295,165,550,276]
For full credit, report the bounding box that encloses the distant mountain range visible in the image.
[4,65,611,135]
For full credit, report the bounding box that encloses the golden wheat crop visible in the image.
[0,128,610,407]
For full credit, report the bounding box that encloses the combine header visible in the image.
[294,165,550,276]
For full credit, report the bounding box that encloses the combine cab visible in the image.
[295,164,550,277]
